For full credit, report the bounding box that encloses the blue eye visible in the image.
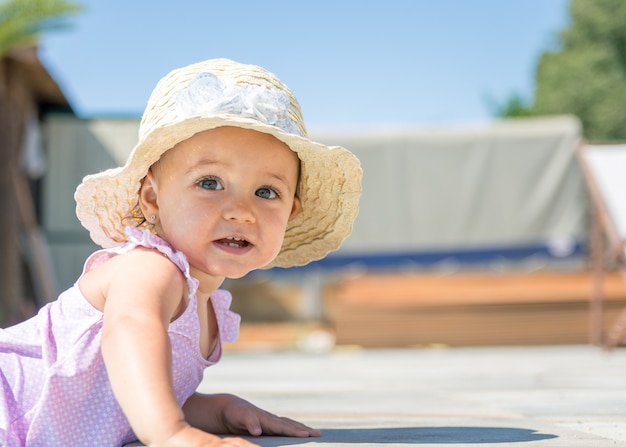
[198,177,223,190]
[256,187,278,199]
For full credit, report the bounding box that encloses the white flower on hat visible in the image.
[176,72,302,136]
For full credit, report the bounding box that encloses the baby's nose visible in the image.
[223,198,255,223]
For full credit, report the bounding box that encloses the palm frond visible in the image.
[0,0,82,57]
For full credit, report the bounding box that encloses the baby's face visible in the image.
[144,126,301,281]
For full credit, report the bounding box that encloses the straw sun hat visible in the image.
[75,58,362,268]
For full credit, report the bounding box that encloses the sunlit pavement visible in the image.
[197,345,626,446]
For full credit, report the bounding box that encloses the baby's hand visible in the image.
[158,425,260,447]
[218,394,320,438]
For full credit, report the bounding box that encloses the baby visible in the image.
[0,58,361,446]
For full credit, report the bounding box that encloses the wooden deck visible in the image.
[323,271,626,347]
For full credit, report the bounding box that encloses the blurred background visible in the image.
[2,0,626,351]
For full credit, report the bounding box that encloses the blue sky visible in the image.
[39,0,571,133]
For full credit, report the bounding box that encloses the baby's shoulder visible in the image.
[80,246,185,311]
[113,246,183,279]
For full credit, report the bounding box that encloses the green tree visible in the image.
[497,0,626,142]
[488,93,535,119]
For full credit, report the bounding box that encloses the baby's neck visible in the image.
[189,267,225,301]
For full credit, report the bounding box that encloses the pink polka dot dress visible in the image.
[0,227,241,446]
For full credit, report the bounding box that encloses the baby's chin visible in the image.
[219,253,281,279]
[226,265,269,279]
[226,271,252,280]
[222,264,266,279]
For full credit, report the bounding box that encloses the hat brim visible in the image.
[75,114,362,268]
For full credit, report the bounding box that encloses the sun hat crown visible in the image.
[75,58,362,268]
[140,58,307,142]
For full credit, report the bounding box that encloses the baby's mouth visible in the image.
[217,237,250,248]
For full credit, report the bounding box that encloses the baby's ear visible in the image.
[138,171,159,218]
[289,196,302,219]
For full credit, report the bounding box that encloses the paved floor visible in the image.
[195,345,626,446]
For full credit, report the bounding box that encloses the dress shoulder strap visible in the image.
[81,227,199,299]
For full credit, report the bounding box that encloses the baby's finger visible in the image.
[259,415,320,438]
[245,419,263,437]
[229,410,263,437]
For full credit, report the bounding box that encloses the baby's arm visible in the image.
[101,248,189,443]
[101,248,251,446]
[182,392,320,438]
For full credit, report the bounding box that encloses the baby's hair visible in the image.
[293,158,302,200]
[123,204,154,232]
